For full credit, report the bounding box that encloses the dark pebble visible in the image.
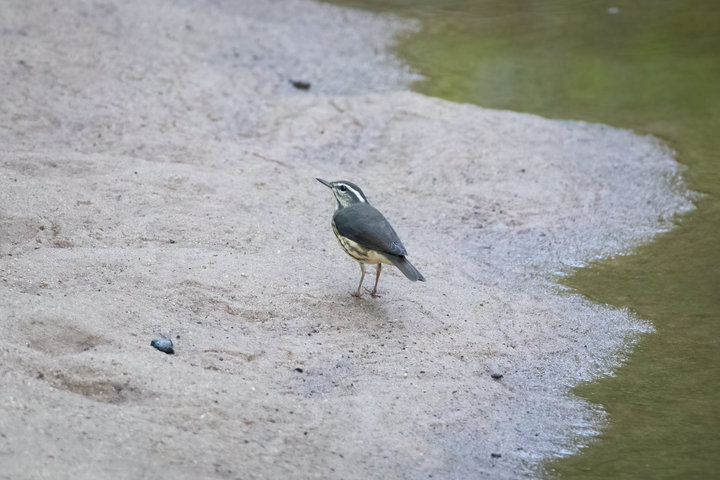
[295,367,304,373]
[290,79,311,90]
[491,373,503,380]
[151,338,174,354]
[491,453,502,458]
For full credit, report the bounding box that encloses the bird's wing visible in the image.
[333,203,408,257]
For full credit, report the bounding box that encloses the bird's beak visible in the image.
[316,178,332,188]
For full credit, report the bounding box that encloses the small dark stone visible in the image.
[168,239,176,244]
[151,338,174,354]
[491,373,503,380]
[290,79,311,90]
[491,453,502,458]
[295,367,304,373]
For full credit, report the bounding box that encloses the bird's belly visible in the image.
[332,224,392,265]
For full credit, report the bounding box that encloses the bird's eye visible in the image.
[339,185,347,192]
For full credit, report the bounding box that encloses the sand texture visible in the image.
[0,0,693,478]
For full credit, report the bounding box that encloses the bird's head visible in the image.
[317,178,368,209]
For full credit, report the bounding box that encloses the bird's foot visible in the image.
[352,290,363,298]
[365,287,381,298]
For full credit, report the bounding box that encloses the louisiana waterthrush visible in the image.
[317,178,425,297]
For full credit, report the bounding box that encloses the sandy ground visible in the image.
[0,0,694,478]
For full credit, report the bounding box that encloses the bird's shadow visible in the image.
[305,289,397,329]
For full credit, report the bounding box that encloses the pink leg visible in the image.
[367,264,382,297]
[352,263,366,297]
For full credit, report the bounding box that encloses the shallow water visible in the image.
[327,0,720,477]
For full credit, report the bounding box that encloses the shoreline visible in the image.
[0,0,693,478]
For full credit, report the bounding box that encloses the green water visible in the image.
[328,1,720,478]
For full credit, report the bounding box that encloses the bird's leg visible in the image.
[353,263,366,297]
[366,263,382,298]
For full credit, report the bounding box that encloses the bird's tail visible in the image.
[388,255,425,282]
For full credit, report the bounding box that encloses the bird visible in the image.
[317,178,425,297]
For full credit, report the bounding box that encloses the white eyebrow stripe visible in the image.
[339,183,366,202]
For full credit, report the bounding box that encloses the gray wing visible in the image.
[333,203,408,257]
